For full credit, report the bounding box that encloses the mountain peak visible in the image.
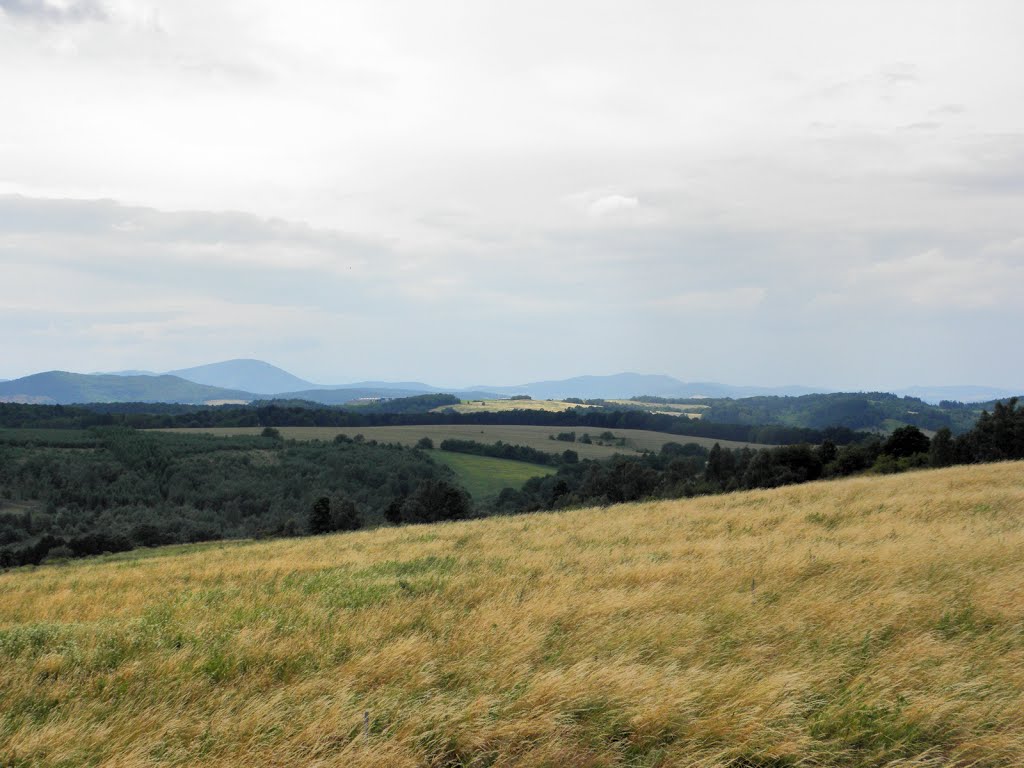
[166,359,317,394]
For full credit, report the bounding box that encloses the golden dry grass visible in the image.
[2,463,1024,767]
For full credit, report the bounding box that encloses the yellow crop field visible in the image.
[2,463,1024,766]
[432,399,600,414]
[159,425,764,457]
[437,399,706,419]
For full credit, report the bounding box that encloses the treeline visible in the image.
[439,439,578,465]
[494,399,1024,514]
[0,402,862,446]
[635,392,989,434]
[343,393,460,414]
[0,428,455,568]
[2,399,1022,568]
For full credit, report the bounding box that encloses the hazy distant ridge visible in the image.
[2,360,1019,405]
[0,372,253,405]
[167,359,317,394]
[477,373,821,400]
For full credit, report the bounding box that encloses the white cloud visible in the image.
[587,194,640,218]
[1,2,1024,387]
[818,248,1024,311]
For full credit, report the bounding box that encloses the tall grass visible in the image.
[1,462,1023,766]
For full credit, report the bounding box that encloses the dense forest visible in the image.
[1,398,1021,570]
[494,399,1024,514]
[0,428,455,567]
[0,401,861,446]
[631,392,995,434]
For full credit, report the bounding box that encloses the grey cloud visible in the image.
[0,195,387,253]
[882,64,919,85]
[921,135,1024,195]
[3,192,1023,389]
[0,0,106,23]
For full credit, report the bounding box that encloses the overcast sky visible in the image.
[2,0,1022,388]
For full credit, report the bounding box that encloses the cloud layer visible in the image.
[1,1,1022,388]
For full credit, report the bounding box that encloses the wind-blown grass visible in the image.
[1,462,1023,766]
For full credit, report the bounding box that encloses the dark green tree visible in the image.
[966,398,1024,462]
[816,440,838,466]
[399,480,470,524]
[384,496,406,526]
[882,425,931,458]
[929,427,955,467]
[704,443,736,487]
[332,498,362,531]
[309,496,332,534]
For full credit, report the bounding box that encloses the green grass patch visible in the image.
[428,450,555,499]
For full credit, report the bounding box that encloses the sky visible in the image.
[1,0,1022,389]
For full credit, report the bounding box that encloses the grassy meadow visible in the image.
[425,450,557,499]
[2,462,1024,766]
[160,424,764,458]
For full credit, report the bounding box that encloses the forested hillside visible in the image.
[0,401,858,446]
[635,392,1002,434]
[0,429,457,567]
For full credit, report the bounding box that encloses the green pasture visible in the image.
[427,450,556,499]
[158,424,765,457]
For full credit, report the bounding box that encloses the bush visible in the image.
[883,425,930,459]
[395,480,471,525]
[332,498,363,532]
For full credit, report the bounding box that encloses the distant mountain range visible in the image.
[166,359,317,394]
[0,372,253,405]
[0,359,1019,405]
[475,373,823,400]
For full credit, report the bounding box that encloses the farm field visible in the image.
[2,462,1024,766]
[160,425,764,457]
[605,400,708,419]
[425,450,556,499]
[431,399,599,414]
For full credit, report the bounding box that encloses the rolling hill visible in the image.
[0,372,254,405]
[167,359,317,394]
[1,462,1021,765]
[5,360,1019,409]
[475,373,827,400]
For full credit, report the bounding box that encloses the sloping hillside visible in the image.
[1,464,1023,766]
[0,371,255,404]
[167,359,316,394]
